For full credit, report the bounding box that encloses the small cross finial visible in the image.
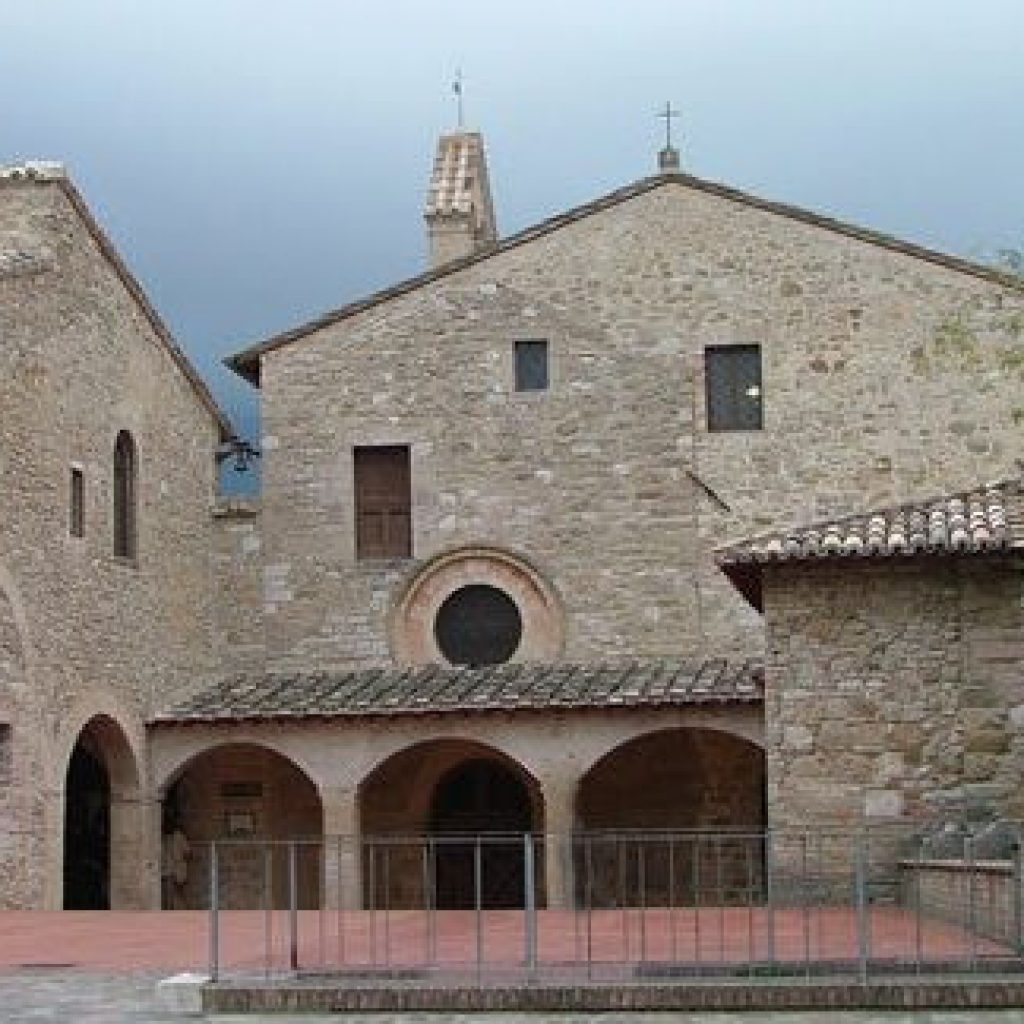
[657,101,680,150]
[453,69,464,129]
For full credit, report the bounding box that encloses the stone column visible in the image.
[110,788,153,909]
[539,775,577,909]
[321,787,361,911]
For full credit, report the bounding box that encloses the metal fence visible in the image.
[204,827,1024,984]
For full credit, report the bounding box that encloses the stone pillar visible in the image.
[539,776,577,909]
[110,788,152,909]
[321,787,360,911]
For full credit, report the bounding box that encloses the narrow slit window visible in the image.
[515,340,549,392]
[69,468,84,538]
[705,345,763,431]
[113,430,137,559]
[354,445,412,559]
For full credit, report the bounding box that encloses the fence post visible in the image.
[967,834,978,972]
[855,831,868,983]
[914,835,923,973]
[585,834,593,981]
[264,842,273,978]
[1014,836,1023,954]
[209,840,219,982]
[475,837,483,984]
[288,840,299,972]
[524,833,537,972]
[763,829,774,968]
[427,836,437,965]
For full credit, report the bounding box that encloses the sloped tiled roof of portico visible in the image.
[149,659,763,726]
[716,478,1024,611]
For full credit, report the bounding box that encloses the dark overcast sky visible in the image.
[3,0,1023,481]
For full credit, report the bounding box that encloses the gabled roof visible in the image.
[225,170,1024,387]
[716,477,1024,611]
[149,658,763,726]
[0,163,234,440]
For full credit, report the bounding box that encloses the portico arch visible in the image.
[63,714,142,909]
[162,742,323,909]
[359,737,543,909]
[575,727,766,907]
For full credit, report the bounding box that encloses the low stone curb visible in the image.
[203,977,1024,1014]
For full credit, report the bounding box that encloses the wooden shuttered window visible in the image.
[705,345,763,431]
[354,445,412,559]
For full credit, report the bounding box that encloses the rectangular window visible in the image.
[705,344,763,431]
[69,467,84,538]
[354,445,412,559]
[515,339,549,392]
[0,725,10,784]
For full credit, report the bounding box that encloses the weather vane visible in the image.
[453,69,464,129]
[657,101,680,150]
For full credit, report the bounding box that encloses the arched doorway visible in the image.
[63,715,141,910]
[430,757,533,908]
[359,739,542,910]
[162,743,322,909]
[576,728,766,907]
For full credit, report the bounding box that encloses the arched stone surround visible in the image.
[60,711,147,909]
[390,546,565,665]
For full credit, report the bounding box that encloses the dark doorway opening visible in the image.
[63,739,110,909]
[430,758,534,908]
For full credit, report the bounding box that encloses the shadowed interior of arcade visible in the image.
[359,739,544,909]
[575,728,766,907]
[162,743,323,910]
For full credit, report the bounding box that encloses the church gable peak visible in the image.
[424,131,497,268]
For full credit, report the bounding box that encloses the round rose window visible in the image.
[433,584,523,667]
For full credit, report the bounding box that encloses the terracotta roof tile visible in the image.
[151,659,763,726]
[716,478,1024,610]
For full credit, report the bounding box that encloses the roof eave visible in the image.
[56,177,236,440]
[146,692,766,729]
[221,170,1024,382]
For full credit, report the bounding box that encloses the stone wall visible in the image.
[0,175,225,906]
[212,500,265,676]
[763,556,1024,834]
[898,859,1020,945]
[257,181,1024,673]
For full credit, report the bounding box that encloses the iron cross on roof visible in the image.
[657,101,681,150]
[452,69,464,129]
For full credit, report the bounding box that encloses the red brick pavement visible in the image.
[0,907,1012,975]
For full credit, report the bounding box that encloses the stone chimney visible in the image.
[424,131,497,268]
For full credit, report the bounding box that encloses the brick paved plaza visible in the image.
[0,907,1012,976]
[0,908,1022,1020]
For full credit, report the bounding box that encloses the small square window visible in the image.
[69,468,84,538]
[705,345,763,431]
[515,340,549,392]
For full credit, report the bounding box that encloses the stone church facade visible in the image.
[0,132,1021,911]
